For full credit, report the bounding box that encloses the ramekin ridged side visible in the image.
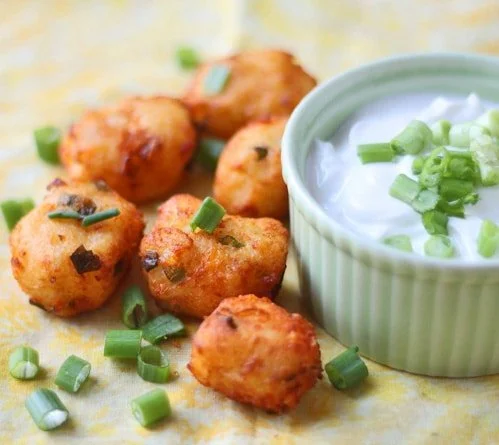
[283,53,499,377]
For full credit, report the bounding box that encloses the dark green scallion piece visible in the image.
[82,208,120,227]
[122,285,148,329]
[142,314,186,345]
[325,346,369,390]
[34,126,61,164]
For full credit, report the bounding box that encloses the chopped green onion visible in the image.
[449,122,490,148]
[219,235,245,248]
[382,235,413,252]
[122,285,148,329]
[203,64,231,95]
[55,355,91,393]
[389,174,420,205]
[470,135,499,186]
[422,210,449,235]
[175,46,200,70]
[463,192,479,205]
[131,388,171,427]
[476,110,499,138]
[444,156,479,182]
[34,126,61,164]
[439,178,474,201]
[357,143,395,164]
[391,120,432,155]
[142,314,186,344]
[195,138,225,171]
[137,346,170,383]
[477,220,499,258]
[47,209,82,220]
[424,235,454,258]
[104,330,142,359]
[324,346,368,390]
[190,197,226,233]
[9,346,39,380]
[419,147,447,188]
[431,120,451,145]
[412,189,440,213]
[82,208,120,227]
[25,388,69,431]
[1,198,35,231]
[412,156,425,175]
[437,199,465,218]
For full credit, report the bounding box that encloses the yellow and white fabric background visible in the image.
[1,1,499,443]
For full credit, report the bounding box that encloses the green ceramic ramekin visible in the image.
[282,53,499,377]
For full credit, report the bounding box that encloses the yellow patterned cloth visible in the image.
[1,1,499,443]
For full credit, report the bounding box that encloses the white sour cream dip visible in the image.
[306,93,499,260]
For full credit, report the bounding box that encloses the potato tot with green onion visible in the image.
[60,96,197,203]
[10,179,144,317]
[139,194,288,319]
[183,49,316,139]
[188,294,322,413]
[213,117,288,219]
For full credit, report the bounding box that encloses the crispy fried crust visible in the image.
[188,294,322,413]
[214,117,288,219]
[10,180,144,316]
[139,194,289,318]
[183,50,316,139]
[60,96,197,203]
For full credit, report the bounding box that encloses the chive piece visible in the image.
[422,210,449,236]
[34,126,61,164]
[131,388,171,427]
[324,346,368,390]
[419,147,448,189]
[424,235,455,258]
[412,189,440,213]
[122,285,148,329]
[391,120,432,155]
[163,265,186,283]
[47,209,82,220]
[82,208,120,227]
[1,198,35,231]
[476,110,499,137]
[190,197,226,233]
[254,145,269,161]
[431,120,452,145]
[219,235,245,248]
[382,235,413,252]
[137,346,171,383]
[463,192,479,205]
[477,220,499,258]
[412,156,425,175]
[203,64,231,95]
[389,174,420,205]
[9,346,39,380]
[195,138,225,171]
[175,46,200,70]
[55,355,91,393]
[357,143,395,164]
[104,330,142,359]
[142,314,186,344]
[470,135,499,186]
[25,388,69,431]
[437,199,465,218]
[439,178,474,202]
[449,123,490,148]
[444,156,479,182]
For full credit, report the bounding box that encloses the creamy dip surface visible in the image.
[306,93,499,260]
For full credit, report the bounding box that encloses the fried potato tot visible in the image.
[139,194,288,318]
[188,294,322,413]
[60,96,197,203]
[10,179,144,317]
[183,50,316,139]
[214,117,288,219]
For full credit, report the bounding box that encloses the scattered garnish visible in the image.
[34,126,61,164]
[70,245,102,274]
[389,174,420,205]
[424,235,454,258]
[470,135,499,186]
[477,220,499,258]
[25,388,69,431]
[431,119,451,145]
[195,138,225,171]
[82,208,120,227]
[47,209,82,220]
[190,197,226,233]
[203,64,231,95]
[391,120,432,155]
[122,285,148,329]
[137,346,170,383]
[55,355,91,393]
[103,330,142,359]
[422,210,449,236]
[163,265,186,283]
[476,110,499,137]
[131,388,171,428]
[142,314,186,344]
[175,46,200,70]
[449,123,490,148]
[357,143,395,164]
[254,146,269,161]
[8,346,39,380]
[325,346,368,390]
[382,234,413,252]
[1,198,35,231]
[219,235,245,248]
[142,251,159,272]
